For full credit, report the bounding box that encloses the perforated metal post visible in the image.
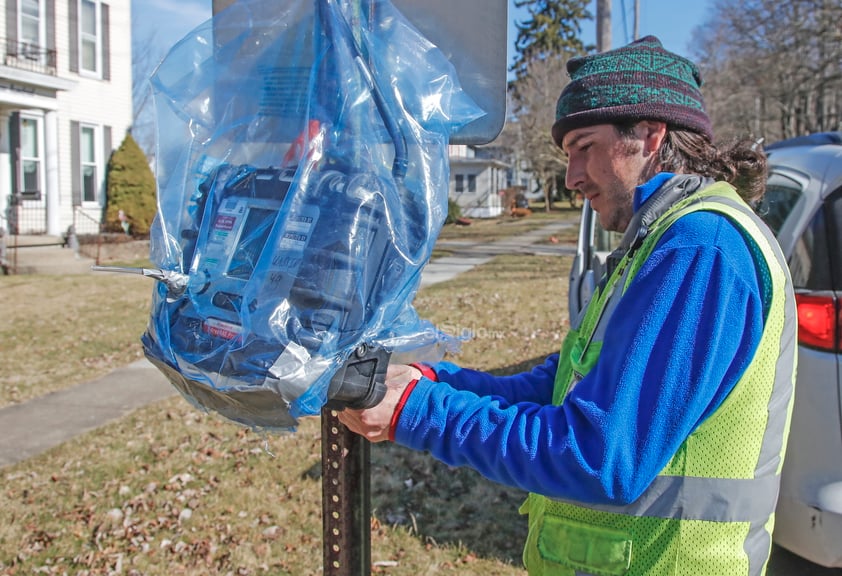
[321,408,372,576]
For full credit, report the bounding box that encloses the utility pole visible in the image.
[596,0,612,52]
[633,0,640,40]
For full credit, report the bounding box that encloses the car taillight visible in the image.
[795,293,839,351]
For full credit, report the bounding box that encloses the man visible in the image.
[339,36,797,576]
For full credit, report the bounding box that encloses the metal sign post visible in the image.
[321,409,372,576]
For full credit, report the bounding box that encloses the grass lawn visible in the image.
[0,221,574,574]
[0,274,152,407]
[438,205,580,244]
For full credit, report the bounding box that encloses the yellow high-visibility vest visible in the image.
[522,182,797,576]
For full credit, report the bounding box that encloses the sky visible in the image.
[132,0,715,71]
[507,0,715,64]
[131,0,210,58]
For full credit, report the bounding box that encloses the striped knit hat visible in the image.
[552,36,713,146]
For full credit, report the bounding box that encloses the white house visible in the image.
[448,144,509,218]
[0,0,133,237]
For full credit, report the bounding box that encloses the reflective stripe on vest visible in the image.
[555,472,780,523]
[526,183,797,576]
[697,195,798,480]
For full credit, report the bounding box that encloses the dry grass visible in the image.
[0,220,823,575]
[0,274,151,407]
[0,248,572,575]
[0,398,535,575]
[438,207,580,244]
[415,254,569,372]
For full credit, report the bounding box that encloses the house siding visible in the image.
[0,0,133,236]
[449,145,508,218]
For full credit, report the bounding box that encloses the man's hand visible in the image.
[336,363,421,442]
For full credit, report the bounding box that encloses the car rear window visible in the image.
[757,173,802,235]
[788,187,842,290]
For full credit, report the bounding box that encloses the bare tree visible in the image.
[692,0,842,142]
[507,0,591,211]
[508,55,571,211]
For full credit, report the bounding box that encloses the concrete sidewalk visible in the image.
[420,222,575,287]
[0,360,174,467]
[0,221,575,468]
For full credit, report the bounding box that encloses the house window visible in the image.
[468,174,477,193]
[20,0,44,49]
[20,116,42,197]
[80,125,99,203]
[80,0,99,73]
[455,174,464,193]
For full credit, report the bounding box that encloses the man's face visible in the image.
[562,123,660,233]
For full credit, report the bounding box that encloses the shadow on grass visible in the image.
[370,354,553,566]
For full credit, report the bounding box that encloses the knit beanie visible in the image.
[552,35,713,146]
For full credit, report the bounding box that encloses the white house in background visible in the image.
[448,144,509,218]
[0,0,133,236]
[509,150,540,201]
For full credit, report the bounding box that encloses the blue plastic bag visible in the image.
[141,0,484,430]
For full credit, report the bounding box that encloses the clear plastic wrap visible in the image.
[141,0,484,430]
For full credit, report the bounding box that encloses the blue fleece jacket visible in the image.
[393,174,767,506]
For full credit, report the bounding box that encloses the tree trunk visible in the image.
[542,172,554,212]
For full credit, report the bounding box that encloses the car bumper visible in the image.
[774,483,842,568]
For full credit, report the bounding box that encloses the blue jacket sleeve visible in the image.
[393,212,767,505]
[430,355,559,405]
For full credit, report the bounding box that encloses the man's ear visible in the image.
[639,121,668,154]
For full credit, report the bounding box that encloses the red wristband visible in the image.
[409,362,438,382]
[388,364,438,442]
[389,378,419,442]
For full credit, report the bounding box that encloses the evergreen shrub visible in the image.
[104,134,157,236]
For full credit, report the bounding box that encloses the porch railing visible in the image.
[2,38,58,76]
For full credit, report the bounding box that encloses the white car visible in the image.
[569,132,842,568]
